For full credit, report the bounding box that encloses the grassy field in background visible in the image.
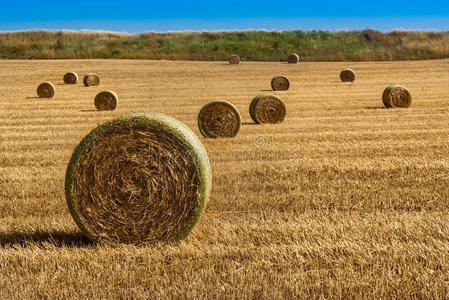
[0,59,448,298]
[1,29,449,61]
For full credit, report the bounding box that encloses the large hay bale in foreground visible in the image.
[271,75,290,91]
[83,73,100,87]
[287,53,300,64]
[37,82,55,98]
[63,72,78,84]
[249,94,286,124]
[382,85,412,108]
[340,69,355,82]
[65,112,212,244]
[198,100,241,138]
[95,90,118,111]
[229,55,240,65]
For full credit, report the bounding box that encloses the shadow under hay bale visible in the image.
[249,94,286,124]
[94,90,118,111]
[63,72,78,84]
[271,75,290,91]
[83,73,100,87]
[340,69,355,82]
[198,100,241,138]
[65,112,212,245]
[37,82,55,98]
[382,85,412,108]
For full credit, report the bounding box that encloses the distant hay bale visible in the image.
[197,100,241,138]
[95,90,118,111]
[287,53,299,64]
[63,72,78,84]
[340,69,355,82]
[382,85,412,108]
[65,112,212,245]
[249,94,286,124]
[83,73,100,86]
[229,55,240,64]
[37,82,55,98]
[271,75,290,91]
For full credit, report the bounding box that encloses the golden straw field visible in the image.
[1,59,449,298]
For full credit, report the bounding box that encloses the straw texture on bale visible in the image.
[287,53,300,64]
[63,72,78,84]
[95,90,118,111]
[65,112,212,245]
[197,100,241,138]
[271,75,290,91]
[229,55,240,64]
[382,84,412,108]
[83,73,100,86]
[37,82,55,98]
[340,69,355,82]
[249,94,286,124]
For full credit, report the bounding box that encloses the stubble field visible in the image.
[0,59,448,298]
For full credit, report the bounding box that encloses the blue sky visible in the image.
[1,0,449,32]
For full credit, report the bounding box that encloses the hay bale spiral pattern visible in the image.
[271,75,290,91]
[37,82,55,98]
[287,53,300,64]
[63,72,79,84]
[65,112,212,244]
[198,100,241,138]
[229,55,240,65]
[83,73,100,86]
[382,85,412,108]
[95,90,118,111]
[340,69,355,82]
[249,94,286,124]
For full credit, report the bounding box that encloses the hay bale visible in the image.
[63,72,78,84]
[287,53,299,64]
[95,90,118,111]
[271,75,290,91]
[382,85,412,108]
[37,82,55,98]
[65,112,212,244]
[83,73,100,87]
[340,69,355,82]
[229,55,240,64]
[198,100,241,138]
[249,94,286,124]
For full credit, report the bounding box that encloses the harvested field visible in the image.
[0,59,449,298]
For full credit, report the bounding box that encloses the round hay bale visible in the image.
[382,84,412,108]
[83,73,100,87]
[197,100,241,138]
[65,112,212,245]
[63,72,78,84]
[340,69,355,82]
[271,75,290,91]
[229,55,240,64]
[249,94,286,124]
[287,53,300,64]
[95,90,118,111]
[37,82,55,98]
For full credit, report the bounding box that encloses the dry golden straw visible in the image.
[249,94,286,124]
[65,112,212,245]
[83,73,100,86]
[287,53,299,64]
[37,82,55,98]
[382,84,412,108]
[197,100,242,138]
[95,90,118,111]
[229,55,240,64]
[271,75,290,91]
[63,72,78,84]
[340,69,355,82]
